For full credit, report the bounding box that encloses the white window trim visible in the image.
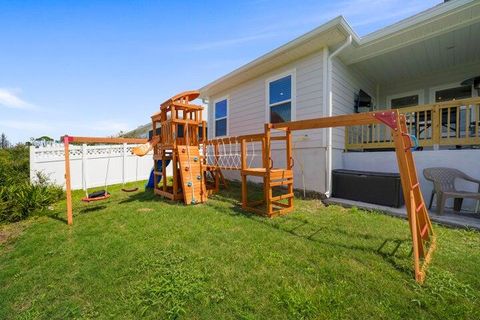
[265,69,296,123]
[386,90,425,108]
[213,96,229,138]
[429,82,473,103]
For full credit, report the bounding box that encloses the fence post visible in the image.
[123,143,127,184]
[29,145,35,183]
[82,144,87,190]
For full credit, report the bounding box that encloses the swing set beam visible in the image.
[63,135,148,225]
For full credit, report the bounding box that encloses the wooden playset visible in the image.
[64,90,435,283]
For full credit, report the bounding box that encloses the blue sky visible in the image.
[0,0,441,143]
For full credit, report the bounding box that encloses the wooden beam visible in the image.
[66,136,147,144]
[170,102,204,110]
[271,111,399,131]
[207,133,265,145]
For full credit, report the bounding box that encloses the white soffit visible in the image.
[340,0,480,65]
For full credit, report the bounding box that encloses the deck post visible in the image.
[432,106,440,150]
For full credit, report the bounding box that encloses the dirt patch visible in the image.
[0,221,28,252]
[137,208,154,213]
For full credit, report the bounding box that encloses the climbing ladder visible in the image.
[392,114,436,284]
[178,145,206,205]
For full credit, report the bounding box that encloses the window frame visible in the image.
[429,82,473,103]
[265,69,296,123]
[386,90,424,109]
[213,96,229,138]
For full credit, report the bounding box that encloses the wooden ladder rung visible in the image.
[271,193,294,202]
[420,224,429,237]
[272,200,291,208]
[416,202,424,213]
[270,179,293,187]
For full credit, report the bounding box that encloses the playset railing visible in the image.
[203,132,292,171]
[346,97,480,150]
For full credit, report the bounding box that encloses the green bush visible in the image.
[0,145,64,223]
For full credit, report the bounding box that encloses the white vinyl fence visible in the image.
[30,143,169,191]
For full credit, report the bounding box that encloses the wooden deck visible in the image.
[346,97,480,150]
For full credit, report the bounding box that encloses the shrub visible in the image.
[0,145,64,223]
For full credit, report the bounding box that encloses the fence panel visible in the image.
[30,143,167,190]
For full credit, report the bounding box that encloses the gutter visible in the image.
[324,35,352,197]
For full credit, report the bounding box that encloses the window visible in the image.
[214,98,228,137]
[431,83,474,136]
[387,90,424,109]
[391,95,419,108]
[435,85,472,102]
[267,73,294,123]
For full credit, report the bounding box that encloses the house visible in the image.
[199,0,480,211]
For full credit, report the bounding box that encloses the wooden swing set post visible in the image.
[62,135,148,225]
[64,136,73,225]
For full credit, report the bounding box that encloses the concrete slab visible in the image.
[325,197,480,231]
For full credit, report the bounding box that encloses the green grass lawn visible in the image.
[1,181,479,319]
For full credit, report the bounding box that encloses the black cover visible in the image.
[87,190,109,199]
[332,169,404,208]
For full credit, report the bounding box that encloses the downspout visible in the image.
[325,35,352,197]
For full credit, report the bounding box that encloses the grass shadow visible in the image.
[79,205,107,214]
[47,213,68,224]
[206,183,414,277]
[118,189,175,205]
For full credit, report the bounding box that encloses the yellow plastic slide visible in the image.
[132,136,160,156]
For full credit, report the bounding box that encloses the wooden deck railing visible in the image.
[345,97,480,150]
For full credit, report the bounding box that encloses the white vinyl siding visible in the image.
[331,57,376,150]
[207,50,325,149]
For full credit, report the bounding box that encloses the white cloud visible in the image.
[0,88,38,110]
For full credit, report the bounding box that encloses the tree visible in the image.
[35,136,54,141]
[0,133,10,149]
